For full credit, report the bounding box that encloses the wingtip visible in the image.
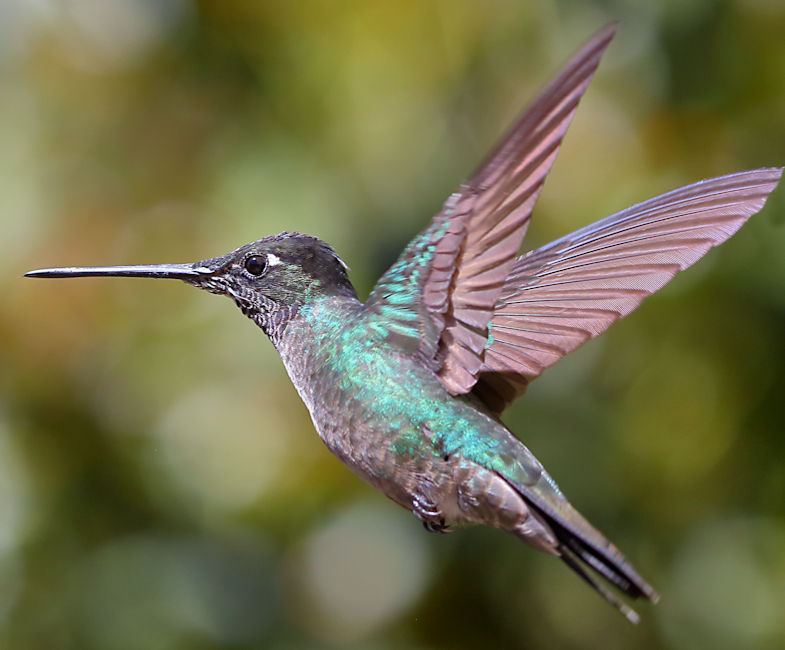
[766,166,785,183]
[742,166,784,197]
[598,20,620,40]
[748,166,784,181]
[584,21,618,52]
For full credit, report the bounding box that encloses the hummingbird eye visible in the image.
[243,255,267,276]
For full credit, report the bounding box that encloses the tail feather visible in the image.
[562,532,646,598]
[519,495,659,623]
[558,544,641,625]
[549,518,659,603]
[502,472,659,620]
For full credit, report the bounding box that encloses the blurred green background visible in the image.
[2,1,785,648]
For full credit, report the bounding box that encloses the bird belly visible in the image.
[313,412,559,554]
[276,311,558,551]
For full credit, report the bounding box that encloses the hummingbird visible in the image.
[26,24,782,623]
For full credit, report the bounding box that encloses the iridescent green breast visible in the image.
[287,298,546,488]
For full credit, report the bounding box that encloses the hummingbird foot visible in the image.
[412,494,450,534]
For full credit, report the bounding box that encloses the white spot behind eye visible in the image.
[335,255,349,271]
[267,253,282,267]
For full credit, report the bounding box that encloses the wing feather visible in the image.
[437,26,617,391]
[476,167,783,412]
[365,25,617,380]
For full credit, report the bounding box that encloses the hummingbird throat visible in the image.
[189,275,297,346]
[231,286,297,345]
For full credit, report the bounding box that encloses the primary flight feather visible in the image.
[27,24,782,623]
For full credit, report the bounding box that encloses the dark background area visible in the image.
[2,1,785,648]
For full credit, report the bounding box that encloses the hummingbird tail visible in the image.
[543,513,660,624]
[557,544,641,624]
[553,524,656,600]
[517,490,659,621]
[503,472,659,619]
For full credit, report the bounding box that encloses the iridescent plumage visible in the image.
[26,25,783,623]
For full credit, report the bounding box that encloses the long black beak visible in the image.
[24,263,213,280]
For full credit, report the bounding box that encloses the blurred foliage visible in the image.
[2,1,785,648]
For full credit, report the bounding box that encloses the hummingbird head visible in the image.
[26,232,357,342]
[193,232,357,337]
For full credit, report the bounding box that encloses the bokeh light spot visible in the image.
[74,534,277,649]
[619,345,739,485]
[662,517,785,649]
[152,382,289,516]
[289,502,431,642]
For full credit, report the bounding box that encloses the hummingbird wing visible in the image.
[365,24,616,375]
[474,167,783,412]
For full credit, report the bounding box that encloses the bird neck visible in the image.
[261,293,363,350]
[249,296,299,347]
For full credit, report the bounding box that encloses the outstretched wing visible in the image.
[472,167,783,413]
[365,24,617,380]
